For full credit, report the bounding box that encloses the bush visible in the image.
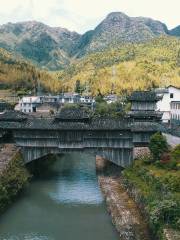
[149,199,180,231]
[149,133,169,161]
[171,145,180,162]
[0,153,30,212]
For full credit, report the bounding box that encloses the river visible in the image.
[0,153,119,240]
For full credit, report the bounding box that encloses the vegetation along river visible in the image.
[0,153,119,240]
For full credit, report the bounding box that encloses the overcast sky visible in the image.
[0,0,179,33]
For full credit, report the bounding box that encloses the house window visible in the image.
[170,93,174,98]
[32,107,36,112]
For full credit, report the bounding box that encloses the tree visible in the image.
[95,102,109,116]
[177,49,180,67]
[74,80,81,93]
[149,132,169,161]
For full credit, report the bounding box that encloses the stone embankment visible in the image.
[0,144,18,174]
[0,144,30,213]
[96,156,151,240]
[163,229,180,240]
[96,155,180,240]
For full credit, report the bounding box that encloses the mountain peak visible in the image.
[106,12,129,19]
[0,11,179,70]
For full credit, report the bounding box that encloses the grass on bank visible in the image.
[0,152,30,212]
[123,134,180,238]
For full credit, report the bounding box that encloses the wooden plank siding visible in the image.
[13,128,134,167]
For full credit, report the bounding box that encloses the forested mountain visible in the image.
[58,37,180,95]
[0,12,179,95]
[72,12,169,57]
[169,26,180,37]
[0,48,60,93]
[0,36,180,95]
[0,21,80,70]
[0,12,179,70]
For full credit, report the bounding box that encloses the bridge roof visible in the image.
[55,108,90,121]
[23,118,130,130]
[131,122,162,132]
[0,110,28,122]
[89,118,130,130]
[0,117,131,130]
[25,118,89,130]
[128,111,162,118]
[129,91,161,102]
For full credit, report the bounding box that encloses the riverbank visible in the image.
[122,159,180,240]
[0,144,30,213]
[96,156,180,240]
[96,156,151,240]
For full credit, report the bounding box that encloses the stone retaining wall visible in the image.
[96,156,151,240]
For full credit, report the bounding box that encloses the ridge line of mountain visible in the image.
[0,11,179,70]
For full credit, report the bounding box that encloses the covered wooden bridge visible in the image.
[0,91,162,167]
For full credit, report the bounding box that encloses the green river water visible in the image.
[0,153,119,240]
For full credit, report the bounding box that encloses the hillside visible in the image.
[0,21,80,70]
[58,37,180,95]
[0,12,179,70]
[0,48,61,93]
[72,12,169,57]
[169,26,180,37]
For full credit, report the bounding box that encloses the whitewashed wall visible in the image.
[157,86,180,122]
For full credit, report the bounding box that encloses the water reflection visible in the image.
[0,153,118,240]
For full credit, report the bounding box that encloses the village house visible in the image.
[170,101,180,124]
[15,96,42,113]
[80,96,95,106]
[36,102,60,116]
[59,93,81,104]
[40,95,59,103]
[15,93,95,114]
[156,85,180,123]
[104,94,118,104]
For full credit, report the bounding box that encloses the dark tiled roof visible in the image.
[128,111,162,118]
[24,118,89,130]
[89,118,130,130]
[0,102,12,111]
[131,122,162,132]
[55,108,90,121]
[0,110,28,122]
[129,91,161,102]
[15,117,130,130]
[0,121,23,129]
[0,116,131,130]
[0,112,162,132]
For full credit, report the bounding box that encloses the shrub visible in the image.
[171,145,180,162]
[0,153,30,212]
[149,199,180,231]
[149,133,169,161]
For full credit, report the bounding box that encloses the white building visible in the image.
[15,96,41,113]
[171,101,180,123]
[156,86,180,123]
[104,94,118,104]
[59,93,81,104]
[80,96,94,105]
